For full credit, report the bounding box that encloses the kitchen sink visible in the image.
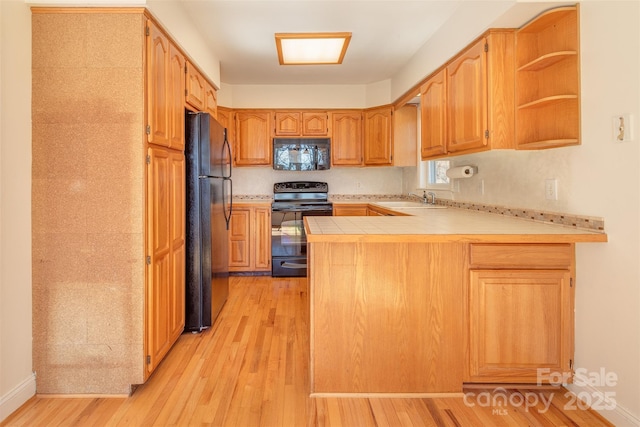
[374,201,446,209]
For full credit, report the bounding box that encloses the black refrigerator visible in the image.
[185,112,232,332]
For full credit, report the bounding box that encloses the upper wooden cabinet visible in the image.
[274,111,329,136]
[274,111,300,136]
[147,21,171,148]
[302,112,330,136]
[204,81,217,118]
[393,104,417,167]
[185,60,217,118]
[217,106,234,143]
[515,6,580,149]
[421,69,448,159]
[185,61,206,111]
[147,20,185,151]
[168,45,186,151]
[234,110,273,166]
[363,105,393,166]
[331,110,363,166]
[447,31,515,156]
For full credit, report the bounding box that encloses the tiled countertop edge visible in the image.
[330,194,605,233]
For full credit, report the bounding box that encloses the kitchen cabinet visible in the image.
[393,104,417,166]
[274,111,330,136]
[31,8,216,393]
[274,111,300,136]
[185,61,206,111]
[331,111,363,166]
[204,81,217,118]
[332,203,368,216]
[234,110,273,166]
[363,105,393,166]
[420,68,447,159]
[147,21,186,151]
[467,244,574,383]
[229,203,271,272]
[146,146,185,375]
[185,60,218,118]
[367,205,395,216]
[515,6,580,149]
[446,30,515,156]
[216,107,234,143]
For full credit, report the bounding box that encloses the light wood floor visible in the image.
[2,276,613,426]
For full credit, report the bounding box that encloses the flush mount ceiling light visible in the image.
[275,32,352,65]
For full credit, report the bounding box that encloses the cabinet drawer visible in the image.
[470,244,573,269]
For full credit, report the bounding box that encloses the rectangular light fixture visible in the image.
[275,32,351,65]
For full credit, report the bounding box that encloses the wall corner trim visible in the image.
[565,382,640,427]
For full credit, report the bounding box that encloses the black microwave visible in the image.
[273,138,330,171]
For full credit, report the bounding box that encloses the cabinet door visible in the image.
[420,69,448,159]
[185,61,206,111]
[204,81,217,118]
[169,45,185,151]
[217,107,234,144]
[302,112,329,136]
[253,207,271,271]
[447,38,488,154]
[169,151,185,343]
[393,104,417,167]
[274,111,301,136]
[468,269,573,383]
[234,111,272,166]
[331,111,363,166]
[146,147,173,375]
[147,21,171,148]
[229,208,251,269]
[363,106,393,165]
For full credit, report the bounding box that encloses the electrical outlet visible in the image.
[545,179,558,200]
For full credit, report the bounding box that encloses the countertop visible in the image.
[305,206,608,244]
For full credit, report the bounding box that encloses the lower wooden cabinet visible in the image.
[333,203,368,216]
[146,146,185,376]
[228,203,271,272]
[467,244,574,384]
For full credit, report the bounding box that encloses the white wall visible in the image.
[0,0,35,421]
[441,3,639,425]
[146,0,221,87]
[233,166,403,196]
[218,83,368,109]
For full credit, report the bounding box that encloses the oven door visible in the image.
[271,206,332,277]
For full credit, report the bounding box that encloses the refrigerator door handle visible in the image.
[223,131,232,179]
[223,177,232,230]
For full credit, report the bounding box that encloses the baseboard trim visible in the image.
[310,392,465,398]
[565,383,640,427]
[0,373,36,423]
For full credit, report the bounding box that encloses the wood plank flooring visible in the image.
[2,276,613,426]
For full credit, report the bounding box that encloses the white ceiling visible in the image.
[177,0,565,86]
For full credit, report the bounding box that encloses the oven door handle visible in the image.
[280,261,307,269]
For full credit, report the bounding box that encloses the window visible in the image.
[428,160,450,185]
[418,159,451,189]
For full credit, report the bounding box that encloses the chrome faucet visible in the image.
[427,192,436,205]
[408,191,437,205]
[409,191,428,204]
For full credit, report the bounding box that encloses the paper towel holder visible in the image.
[446,165,478,179]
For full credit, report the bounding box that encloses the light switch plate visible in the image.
[612,114,634,142]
